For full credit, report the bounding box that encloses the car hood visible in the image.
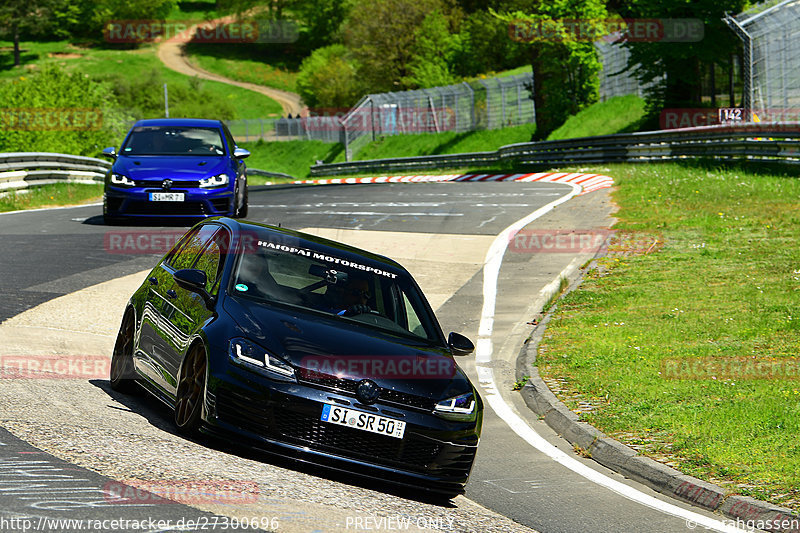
[113,155,229,180]
[223,295,473,402]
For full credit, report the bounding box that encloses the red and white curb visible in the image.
[293,172,614,195]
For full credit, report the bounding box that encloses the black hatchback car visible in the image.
[110,218,482,496]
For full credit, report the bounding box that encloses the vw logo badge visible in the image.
[162,179,172,190]
[356,379,381,405]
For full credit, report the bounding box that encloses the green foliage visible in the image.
[547,94,646,140]
[99,68,236,120]
[295,44,361,109]
[0,65,131,155]
[452,9,529,77]
[402,10,460,88]
[292,0,354,50]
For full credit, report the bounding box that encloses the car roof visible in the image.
[132,118,224,128]
[214,218,408,276]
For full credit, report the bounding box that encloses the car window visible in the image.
[169,225,220,271]
[193,229,230,293]
[221,124,236,154]
[121,126,224,156]
[232,238,439,341]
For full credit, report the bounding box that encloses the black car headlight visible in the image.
[110,173,135,187]
[229,338,295,381]
[199,173,229,188]
[434,392,477,421]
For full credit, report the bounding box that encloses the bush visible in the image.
[0,66,131,156]
[295,45,362,109]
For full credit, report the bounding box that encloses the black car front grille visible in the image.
[274,410,442,471]
[125,200,207,215]
[137,180,199,188]
[216,388,272,434]
[297,373,436,411]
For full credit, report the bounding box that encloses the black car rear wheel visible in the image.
[175,344,207,435]
[110,310,137,393]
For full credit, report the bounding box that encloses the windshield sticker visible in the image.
[235,283,249,292]
[257,240,398,279]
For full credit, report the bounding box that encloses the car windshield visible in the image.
[231,239,440,342]
[121,126,225,156]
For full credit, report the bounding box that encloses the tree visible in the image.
[494,0,608,138]
[342,0,456,93]
[402,10,461,88]
[617,0,748,120]
[292,0,354,50]
[0,0,50,67]
[296,44,362,109]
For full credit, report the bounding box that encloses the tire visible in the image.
[174,344,207,435]
[239,182,248,218]
[110,310,137,393]
[233,178,248,219]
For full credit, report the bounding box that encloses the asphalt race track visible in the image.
[0,182,741,532]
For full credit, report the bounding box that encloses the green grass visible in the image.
[241,139,344,180]
[536,162,800,510]
[0,40,282,119]
[547,95,647,140]
[166,0,222,21]
[0,183,103,212]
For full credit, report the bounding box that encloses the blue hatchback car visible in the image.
[102,118,250,223]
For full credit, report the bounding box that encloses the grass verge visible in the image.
[0,183,103,212]
[536,162,800,511]
[547,95,646,140]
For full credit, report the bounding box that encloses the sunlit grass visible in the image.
[0,183,103,212]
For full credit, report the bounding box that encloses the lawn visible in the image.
[0,183,103,212]
[536,162,800,510]
[547,94,647,140]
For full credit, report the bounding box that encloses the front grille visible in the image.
[216,388,271,433]
[125,200,207,215]
[210,198,230,212]
[297,373,435,411]
[136,180,199,188]
[274,411,442,471]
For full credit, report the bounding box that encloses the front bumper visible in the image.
[104,187,233,219]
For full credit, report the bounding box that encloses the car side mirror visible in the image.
[173,269,215,309]
[101,147,117,159]
[448,332,474,356]
[233,147,250,160]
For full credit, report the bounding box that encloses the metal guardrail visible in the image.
[0,153,112,191]
[310,122,800,176]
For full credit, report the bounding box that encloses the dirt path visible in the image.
[156,22,305,117]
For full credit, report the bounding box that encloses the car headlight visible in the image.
[110,173,135,187]
[229,338,295,381]
[434,392,476,421]
[199,173,229,188]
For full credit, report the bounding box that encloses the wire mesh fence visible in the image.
[225,73,535,159]
[728,0,800,119]
[595,38,663,101]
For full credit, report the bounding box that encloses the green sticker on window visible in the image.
[235,284,249,292]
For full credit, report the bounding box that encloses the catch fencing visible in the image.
[226,73,536,161]
[726,0,800,118]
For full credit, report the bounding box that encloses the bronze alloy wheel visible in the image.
[109,310,137,393]
[174,345,207,434]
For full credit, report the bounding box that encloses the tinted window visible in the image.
[194,229,230,293]
[121,126,224,156]
[232,238,439,341]
[169,225,220,271]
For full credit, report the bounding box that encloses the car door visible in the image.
[159,224,230,396]
[147,224,222,394]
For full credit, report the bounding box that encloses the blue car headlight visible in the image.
[434,392,476,421]
[229,338,295,381]
[199,173,230,188]
[110,173,135,188]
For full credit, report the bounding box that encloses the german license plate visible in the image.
[149,192,184,202]
[320,404,405,439]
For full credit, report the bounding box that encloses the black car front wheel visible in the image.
[110,310,137,392]
[174,344,207,435]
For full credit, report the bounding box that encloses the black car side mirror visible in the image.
[173,269,216,309]
[448,332,475,356]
